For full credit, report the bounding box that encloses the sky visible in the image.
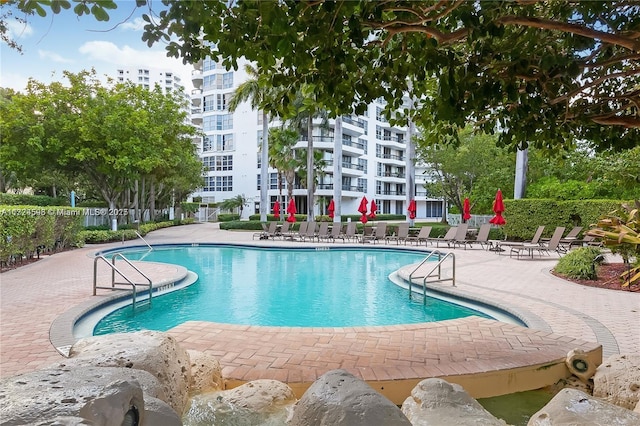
[0,2,193,92]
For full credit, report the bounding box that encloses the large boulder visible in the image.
[528,388,640,425]
[186,349,223,395]
[592,353,640,410]
[143,396,183,426]
[68,330,191,414]
[288,369,411,426]
[183,379,296,426]
[401,378,507,426]
[0,366,167,425]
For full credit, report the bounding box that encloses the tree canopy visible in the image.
[0,70,203,219]
[4,1,638,153]
[139,0,639,153]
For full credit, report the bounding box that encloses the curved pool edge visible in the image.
[390,267,549,331]
[168,317,603,403]
[49,261,197,357]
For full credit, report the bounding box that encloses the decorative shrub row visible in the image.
[501,199,628,241]
[218,214,240,222]
[0,206,84,263]
[0,193,69,206]
[245,213,407,222]
[78,219,195,243]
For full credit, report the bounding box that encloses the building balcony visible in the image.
[377,154,405,166]
[377,172,406,183]
[376,189,406,198]
[191,69,203,89]
[191,89,202,106]
[191,108,203,125]
[376,136,406,149]
[341,115,366,129]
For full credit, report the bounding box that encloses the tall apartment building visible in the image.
[190,57,444,220]
[115,66,189,103]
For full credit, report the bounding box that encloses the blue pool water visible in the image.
[93,245,492,334]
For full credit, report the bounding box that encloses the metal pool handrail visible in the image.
[407,250,456,303]
[93,253,153,309]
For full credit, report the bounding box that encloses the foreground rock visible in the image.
[592,353,640,410]
[0,367,176,425]
[528,388,640,425]
[401,378,507,425]
[186,349,224,395]
[67,330,191,414]
[289,369,411,426]
[183,379,296,426]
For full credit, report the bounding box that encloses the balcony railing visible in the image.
[378,172,406,178]
[341,115,366,129]
[379,154,405,161]
[376,190,407,196]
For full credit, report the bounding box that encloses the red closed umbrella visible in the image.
[327,199,335,219]
[368,199,377,220]
[489,189,506,225]
[273,200,280,220]
[407,199,416,220]
[462,197,471,222]
[358,196,368,224]
[286,199,297,222]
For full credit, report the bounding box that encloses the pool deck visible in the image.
[1,222,638,401]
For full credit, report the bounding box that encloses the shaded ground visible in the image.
[554,263,639,293]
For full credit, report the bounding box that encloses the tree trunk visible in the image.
[149,177,156,221]
[260,111,269,222]
[306,116,314,221]
[333,117,343,223]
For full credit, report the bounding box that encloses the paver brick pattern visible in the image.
[1,222,638,382]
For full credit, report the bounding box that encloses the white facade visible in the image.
[115,66,186,95]
[190,57,444,221]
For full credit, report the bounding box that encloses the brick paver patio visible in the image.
[1,222,637,398]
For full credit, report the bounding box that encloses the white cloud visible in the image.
[118,17,147,32]
[6,19,34,40]
[38,49,75,64]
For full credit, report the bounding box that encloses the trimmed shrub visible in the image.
[218,214,240,222]
[0,206,84,263]
[554,247,604,280]
[0,193,68,206]
[502,199,628,241]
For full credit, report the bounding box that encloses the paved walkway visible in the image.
[1,222,638,397]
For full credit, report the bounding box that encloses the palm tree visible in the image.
[268,127,302,206]
[228,64,273,222]
[288,87,329,221]
[220,194,250,218]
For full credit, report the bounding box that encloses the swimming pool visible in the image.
[92,245,493,334]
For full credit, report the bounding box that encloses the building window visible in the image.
[203,95,215,112]
[357,178,367,193]
[222,72,233,89]
[203,115,233,131]
[203,176,233,192]
[203,57,217,71]
[203,134,234,152]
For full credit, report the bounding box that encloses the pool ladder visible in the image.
[407,250,456,304]
[93,253,153,310]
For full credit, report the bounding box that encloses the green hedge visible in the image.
[0,193,69,206]
[218,214,240,222]
[78,218,195,243]
[0,206,84,264]
[502,199,627,240]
